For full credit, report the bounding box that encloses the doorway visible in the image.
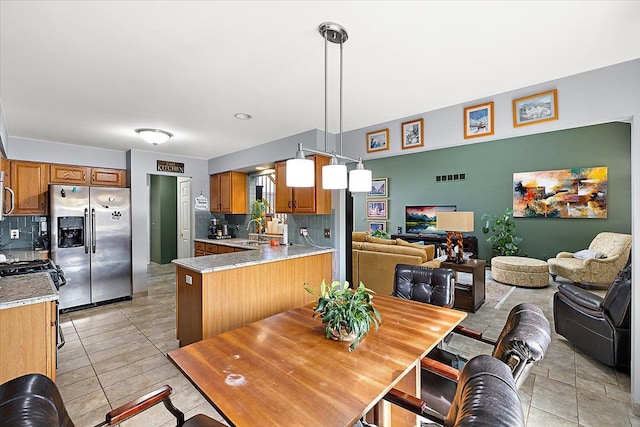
[149,175,191,264]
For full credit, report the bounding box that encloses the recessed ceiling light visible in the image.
[234,113,252,120]
[135,128,173,145]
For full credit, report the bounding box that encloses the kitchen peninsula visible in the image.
[172,239,333,346]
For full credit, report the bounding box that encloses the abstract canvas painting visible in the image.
[513,167,607,218]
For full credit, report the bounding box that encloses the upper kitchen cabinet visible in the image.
[90,167,125,187]
[275,155,331,214]
[49,164,91,185]
[50,164,126,187]
[9,161,49,215]
[210,171,247,214]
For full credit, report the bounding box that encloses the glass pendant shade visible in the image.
[322,157,347,189]
[286,158,315,187]
[349,166,372,192]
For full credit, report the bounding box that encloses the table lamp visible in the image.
[436,211,474,263]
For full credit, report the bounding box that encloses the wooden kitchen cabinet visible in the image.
[9,160,49,215]
[194,241,246,256]
[275,155,331,214]
[49,164,126,187]
[50,164,91,185]
[91,167,126,187]
[0,301,57,384]
[210,171,247,214]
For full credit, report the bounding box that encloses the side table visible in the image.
[440,259,486,312]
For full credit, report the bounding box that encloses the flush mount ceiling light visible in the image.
[234,113,252,120]
[286,22,372,192]
[135,128,173,145]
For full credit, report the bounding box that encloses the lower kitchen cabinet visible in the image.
[0,300,57,384]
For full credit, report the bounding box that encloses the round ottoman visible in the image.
[491,256,549,288]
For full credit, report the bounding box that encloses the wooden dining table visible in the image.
[168,294,466,427]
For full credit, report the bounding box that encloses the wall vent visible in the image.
[435,173,466,183]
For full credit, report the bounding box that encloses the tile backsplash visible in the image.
[0,216,48,250]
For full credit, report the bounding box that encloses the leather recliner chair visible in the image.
[391,263,456,307]
[386,354,525,427]
[554,264,631,368]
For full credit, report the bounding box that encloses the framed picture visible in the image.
[367,177,388,198]
[464,101,494,139]
[368,221,387,234]
[513,89,558,127]
[401,118,424,150]
[366,199,388,219]
[366,128,390,153]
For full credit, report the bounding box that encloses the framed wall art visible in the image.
[366,199,388,219]
[401,118,424,150]
[513,166,607,218]
[513,89,558,127]
[367,177,388,198]
[368,221,387,234]
[464,101,494,139]
[366,128,390,153]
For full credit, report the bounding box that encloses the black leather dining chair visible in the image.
[418,303,551,417]
[554,264,631,368]
[391,264,456,308]
[0,373,224,427]
[385,354,525,427]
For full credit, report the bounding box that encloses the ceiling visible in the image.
[1,1,639,160]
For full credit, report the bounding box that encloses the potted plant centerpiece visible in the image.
[305,280,382,352]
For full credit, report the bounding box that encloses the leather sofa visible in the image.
[352,232,441,295]
[554,264,631,368]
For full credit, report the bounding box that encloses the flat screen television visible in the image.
[405,205,457,234]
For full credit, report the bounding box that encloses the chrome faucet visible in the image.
[246,218,263,240]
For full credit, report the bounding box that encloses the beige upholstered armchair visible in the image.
[547,232,631,286]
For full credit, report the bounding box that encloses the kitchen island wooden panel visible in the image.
[175,249,332,346]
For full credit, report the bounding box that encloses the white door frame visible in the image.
[177,177,192,259]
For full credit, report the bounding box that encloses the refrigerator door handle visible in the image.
[91,208,97,253]
[84,208,90,254]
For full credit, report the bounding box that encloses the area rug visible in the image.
[457,271,516,309]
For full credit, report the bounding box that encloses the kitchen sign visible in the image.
[157,160,185,174]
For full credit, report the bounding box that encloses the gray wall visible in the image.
[128,149,208,294]
[353,122,631,260]
[7,136,126,168]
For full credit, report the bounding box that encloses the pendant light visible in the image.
[286,143,315,187]
[349,159,373,192]
[286,22,372,193]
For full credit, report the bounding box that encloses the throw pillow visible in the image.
[574,249,607,260]
[366,235,396,245]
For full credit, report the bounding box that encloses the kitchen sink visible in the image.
[237,240,270,245]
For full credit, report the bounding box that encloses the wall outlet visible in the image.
[299,227,308,236]
[10,229,19,239]
[324,228,331,238]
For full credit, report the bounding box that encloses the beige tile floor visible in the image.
[57,263,638,426]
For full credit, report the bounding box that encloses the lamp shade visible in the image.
[436,211,474,232]
[349,167,372,192]
[322,163,347,189]
[286,158,314,187]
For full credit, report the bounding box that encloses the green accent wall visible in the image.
[150,175,178,264]
[354,122,631,261]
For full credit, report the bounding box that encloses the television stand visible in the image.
[390,233,479,259]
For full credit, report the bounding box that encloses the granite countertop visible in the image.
[0,272,58,310]
[193,237,278,250]
[175,241,334,274]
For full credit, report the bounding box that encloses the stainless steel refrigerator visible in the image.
[50,185,132,310]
